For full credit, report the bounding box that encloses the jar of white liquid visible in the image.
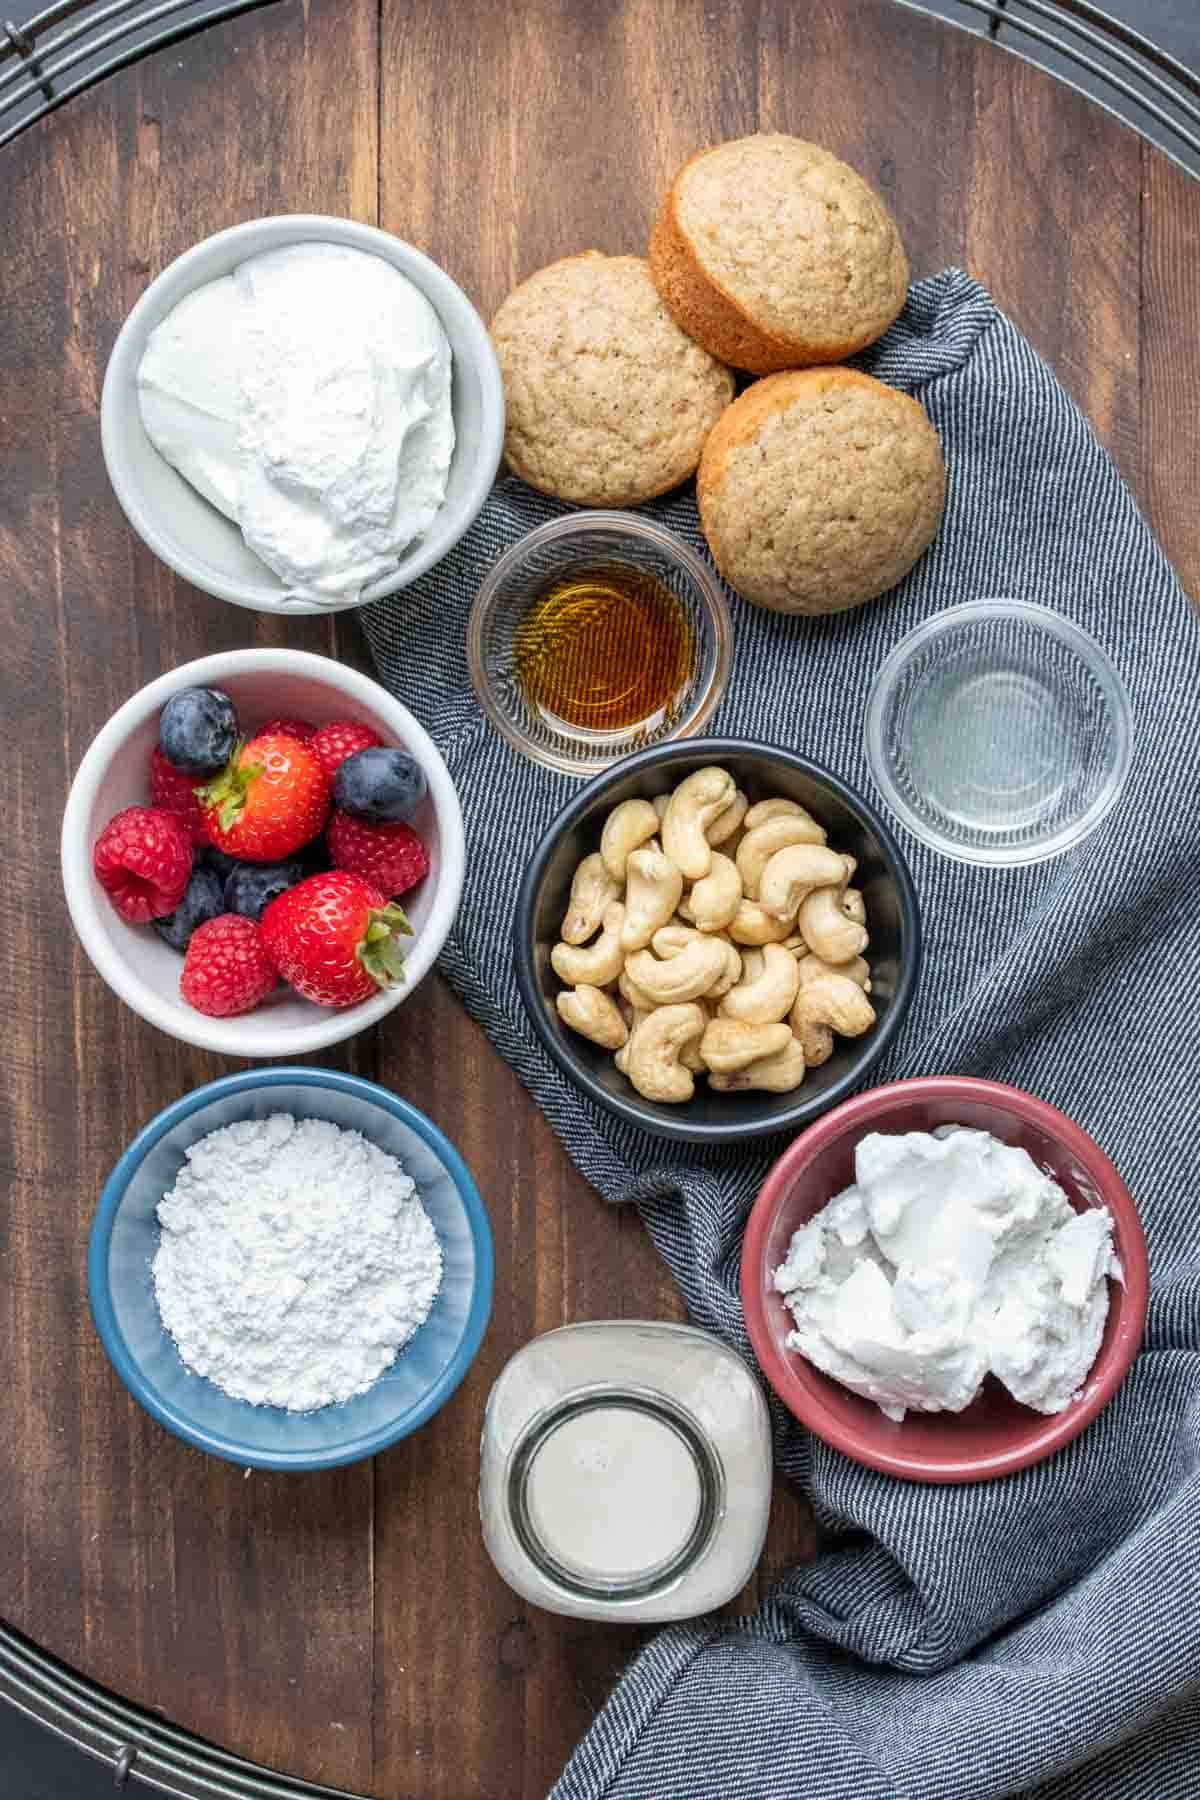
[479,1321,772,1622]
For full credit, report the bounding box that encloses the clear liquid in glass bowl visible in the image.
[865,600,1133,865]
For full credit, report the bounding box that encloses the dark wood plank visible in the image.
[1141,143,1200,603]
[959,45,1143,491]
[1,1,1195,1796]
[0,2,380,1790]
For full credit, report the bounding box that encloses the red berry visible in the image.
[181,914,277,1017]
[149,746,210,847]
[260,870,411,1008]
[93,805,193,922]
[199,732,330,863]
[258,716,317,744]
[310,720,383,781]
[328,810,430,898]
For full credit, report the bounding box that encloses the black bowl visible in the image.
[513,740,922,1145]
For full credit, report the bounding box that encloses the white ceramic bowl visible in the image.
[61,649,465,1057]
[100,215,505,616]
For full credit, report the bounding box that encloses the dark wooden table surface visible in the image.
[1,2,1197,1796]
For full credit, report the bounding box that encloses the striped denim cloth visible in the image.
[361,269,1200,1799]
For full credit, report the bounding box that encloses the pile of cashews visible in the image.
[550,766,876,1104]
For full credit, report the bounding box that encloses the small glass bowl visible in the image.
[467,513,732,777]
[865,599,1133,866]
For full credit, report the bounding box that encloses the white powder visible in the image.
[773,1127,1122,1422]
[153,1113,442,1411]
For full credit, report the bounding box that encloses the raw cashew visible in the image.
[652,925,741,994]
[621,841,684,952]
[556,985,628,1050]
[600,799,659,883]
[699,1018,793,1074]
[560,853,620,946]
[737,815,829,898]
[709,1038,807,1093]
[758,845,848,921]
[661,767,736,881]
[623,1004,707,1103]
[706,789,748,847]
[795,952,871,993]
[728,900,794,946]
[686,851,742,933]
[718,943,801,1025]
[743,797,827,837]
[651,922,702,958]
[625,936,729,1004]
[551,762,872,1108]
[797,886,869,964]
[619,965,659,1013]
[708,939,743,998]
[617,993,651,1033]
[550,901,625,987]
[680,1000,711,1073]
[790,973,876,1067]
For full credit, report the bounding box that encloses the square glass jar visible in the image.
[479,1321,772,1622]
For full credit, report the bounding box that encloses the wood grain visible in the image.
[0,1,1197,1796]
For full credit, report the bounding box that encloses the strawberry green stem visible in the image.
[356,903,413,989]
[197,742,263,833]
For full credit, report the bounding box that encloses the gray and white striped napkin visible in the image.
[361,270,1200,1800]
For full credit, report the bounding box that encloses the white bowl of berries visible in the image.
[61,649,464,1057]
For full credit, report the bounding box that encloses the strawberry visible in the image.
[260,870,411,1008]
[93,805,192,922]
[181,914,277,1017]
[310,719,383,781]
[328,810,430,898]
[149,746,210,847]
[199,731,330,863]
[258,716,317,744]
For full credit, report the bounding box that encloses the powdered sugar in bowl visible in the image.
[89,1069,494,1470]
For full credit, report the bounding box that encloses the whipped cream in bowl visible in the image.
[102,216,504,615]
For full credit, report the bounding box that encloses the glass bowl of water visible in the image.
[865,600,1132,865]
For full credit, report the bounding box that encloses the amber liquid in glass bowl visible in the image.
[514,563,695,735]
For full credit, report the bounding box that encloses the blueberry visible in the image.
[159,687,239,774]
[224,859,307,923]
[334,748,427,823]
[152,864,225,952]
[299,832,332,872]
[198,845,239,883]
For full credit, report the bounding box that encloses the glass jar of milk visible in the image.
[479,1322,773,1621]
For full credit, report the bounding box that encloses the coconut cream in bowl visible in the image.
[101,216,504,614]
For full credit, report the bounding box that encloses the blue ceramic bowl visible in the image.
[88,1069,494,1470]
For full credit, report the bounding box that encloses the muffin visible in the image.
[490,253,735,506]
[697,368,945,616]
[650,134,908,373]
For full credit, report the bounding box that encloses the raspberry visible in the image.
[93,806,193,923]
[327,810,430,898]
[150,746,210,847]
[310,720,383,781]
[258,716,317,744]
[180,914,277,1017]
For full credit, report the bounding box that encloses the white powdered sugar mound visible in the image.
[153,1112,443,1411]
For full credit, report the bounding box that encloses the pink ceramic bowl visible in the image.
[741,1078,1149,1484]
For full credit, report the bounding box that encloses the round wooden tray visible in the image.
[1,2,1197,1795]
